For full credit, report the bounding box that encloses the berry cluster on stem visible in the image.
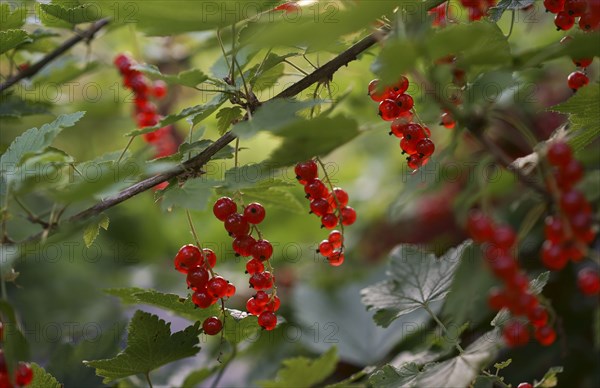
[429,0,499,25]
[295,159,355,266]
[213,197,279,330]
[368,78,436,171]
[467,210,557,347]
[0,331,33,388]
[173,243,234,336]
[545,0,600,32]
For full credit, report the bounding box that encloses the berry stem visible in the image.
[144,371,154,388]
[422,303,465,354]
[117,136,135,164]
[185,209,215,277]
[216,28,232,77]
[315,156,346,246]
[211,344,237,388]
[283,59,309,76]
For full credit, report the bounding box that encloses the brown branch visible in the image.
[0,18,110,93]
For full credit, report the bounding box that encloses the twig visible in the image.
[0,18,110,93]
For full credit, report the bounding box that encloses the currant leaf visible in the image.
[551,86,600,152]
[488,0,535,22]
[0,29,31,55]
[83,213,110,248]
[84,310,201,384]
[29,363,62,388]
[361,241,471,327]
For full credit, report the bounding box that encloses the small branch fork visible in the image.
[0,18,110,93]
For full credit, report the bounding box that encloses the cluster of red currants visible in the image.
[544,0,600,31]
[467,211,556,348]
[543,141,599,295]
[295,160,355,266]
[428,0,498,26]
[368,78,435,170]
[0,339,33,388]
[113,53,178,161]
[212,197,279,330]
[173,244,235,335]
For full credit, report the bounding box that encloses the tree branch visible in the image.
[0,18,110,93]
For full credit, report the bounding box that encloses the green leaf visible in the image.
[0,5,25,31]
[253,63,285,92]
[132,64,210,87]
[488,0,535,22]
[232,99,323,139]
[159,178,219,211]
[0,300,30,379]
[441,242,496,327]
[369,330,501,388]
[216,106,244,135]
[257,347,338,388]
[83,213,109,248]
[551,86,600,152]
[267,114,360,167]
[473,375,505,388]
[371,40,418,89]
[182,367,218,388]
[514,32,600,69]
[361,241,471,327]
[494,358,512,370]
[39,3,101,26]
[0,29,31,55]
[0,95,50,118]
[29,363,62,388]
[84,310,201,384]
[534,366,563,388]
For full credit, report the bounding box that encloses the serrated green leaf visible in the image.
[0,95,50,118]
[105,287,147,305]
[159,178,219,211]
[257,347,338,388]
[132,64,210,87]
[28,363,62,388]
[514,32,600,69]
[551,86,600,152]
[369,330,501,388]
[494,358,512,370]
[84,310,201,384]
[534,366,563,388]
[39,3,101,26]
[83,213,109,248]
[0,29,31,55]
[253,63,284,92]
[232,99,323,139]
[0,5,25,31]
[216,107,243,135]
[488,0,534,22]
[361,241,471,327]
[267,114,360,167]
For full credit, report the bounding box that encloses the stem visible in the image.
[144,371,153,388]
[283,59,309,76]
[210,345,237,388]
[506,10,515,39]
[234,138,240,168]
[423,303,464,354]
[216,28,231,76]
[186,210,215,277]
[117,137,135,164]
[315,157,345,242]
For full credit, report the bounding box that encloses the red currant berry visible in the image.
[488,254,517,279]
[249,271,274,290]
[541,241,568,271]
[547,141,572,166]
[573,57,593,68]
[407,154,424,170]
[251,239,274,261]
[202,316,223,335]
[368,79,388,102]
[564,0,587,16]
[310,198,333,217]
[577,268,600,295]
[114,54,132,72]
[243,202,266,224]
[402,123,427,142]
[213,197,237,221]
[186,266,210,291]
[224,213,250,236]
[565,243,584,262]
[207,276,229,298]
[328,188,349,208]
[567,71,589,91]
[544,216,564,243]
[570,211,592,235]
[378,99,401,121]
[246,297,265,315]
[258,311,278,330]
[560,189,585,213]
[579,12,600,31]
[328,230,343,248]
[318,240,334,257]
[488,287,508,311]
[389,76,410,97]
[513,292,539,316]
[246,258,265,274]
[535,325,556,346]
[254,291,270,306]
[15,362,33,386]
[394,93,414,112]
[528,306,549,328]
[174,244,202,274]
[507,272,530,293]
[440,112,455,129]
[225,283,236,297]
[295,160,318,184]
[555,158,583,189]
[152,80,168,98]
[192,290,216,308]
[304,179,329,200]
[266,295,281,312]
[492,225,517,251]
[503,320,530,347]
[328,251,345,266]
[415,138,435,157]
[544,0,566,13]
[554,11,575,30]
[202,248,217,268]
[340,206,357,226]
[466,210,494,243]
[390,121,407,138]
[518,383,533,388]
[233,235,257,257]
[321,213,339,229]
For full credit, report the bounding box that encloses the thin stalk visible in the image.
[144,371,153,388]
[117,137,135,163]
[423,303,464,354]
[283,59,309,76]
